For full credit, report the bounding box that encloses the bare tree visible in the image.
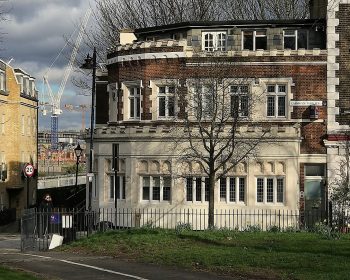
[88,0,309,54]
[219,0,309,20]
[330,133,350,229]
[170,57,269,228]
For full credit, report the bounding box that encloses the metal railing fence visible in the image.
[20,207,350,251]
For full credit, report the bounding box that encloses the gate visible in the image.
[21,208,93,251]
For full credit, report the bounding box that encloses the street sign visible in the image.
[23,163,35,178]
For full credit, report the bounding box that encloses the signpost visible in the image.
[23,163,35,208]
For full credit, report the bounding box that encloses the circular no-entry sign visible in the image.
[23,163,35,178]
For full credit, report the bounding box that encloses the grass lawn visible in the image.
[62,228,350,280]
[0,266,39,280]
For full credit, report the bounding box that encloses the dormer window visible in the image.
[202,32,227,51]
[24,77,30,95]
[0,71,5,92]
[242,30,267,50]
[283,29,308,50]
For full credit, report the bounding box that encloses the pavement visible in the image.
[0,234,236,280]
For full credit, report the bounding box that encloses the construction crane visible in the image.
[64,104,90,131]
[40,9,91,150]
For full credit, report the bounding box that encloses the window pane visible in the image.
[239,178,245,202]
[205,178,209,201]
[278,85,286,93]
[159,87,165,94]
[168,96,175,117]
[240,86,248,93]
[168,86,175,93]
[243,31,253,50]
[122,176,126,199]
[136,97,140,117]
[256,36,267,50]
[305,164,325,176]
[186,177,193,201]
[267,178,274,203]
[277,178,284,203]
[217,33,226,51]
[116,176,121,199]
[195,177,202,201]
[231,95,239,117]
[205,33,214,51]
[277,96,286,117]
[163,187,171,201]
[153,177,160,200]
[229,178,236,202]
[130,98,135,117]
[231,85,238,93]
[220,178,226,202]
[110,176,114,199]
[267,85,275,93]
[143,177,150,200]
[284,37,296,50]
[240,96,249,117]
[267,96,275,117]
[163,177,171,201]
[159,97,166,117]
[298,30,308,49]
[257,178,264,202]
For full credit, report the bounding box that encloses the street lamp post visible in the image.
[81,47,96,211]
[74,143,83,208]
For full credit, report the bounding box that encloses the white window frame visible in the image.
[16,75,23,93]
[128,87,141,120]
[193,85,214,119]
[109,175,126,200]
[141,175,172,203]
[256,177,285,204]
[219,177,246,204]
[157,85,176,119]
[283,29,309,50]
[283,30,297,50]
[0,71,5,92]
[242,30,267,51]
[266,84,287,118]
[230,85,249,117]
[202,31,227,52]
[185,177,210,203]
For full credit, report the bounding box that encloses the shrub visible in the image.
[175,222,192,234]
[268,225,280,233]
[284,226,298,233]
[244,224,261,232]
[313,222,340,240]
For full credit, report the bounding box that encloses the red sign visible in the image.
[23,163,35,178]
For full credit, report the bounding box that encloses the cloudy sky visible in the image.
[1,0,96,131]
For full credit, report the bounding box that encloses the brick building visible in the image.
[87,10,333,228]
[0,60,38,215]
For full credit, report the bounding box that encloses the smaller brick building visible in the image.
[0,59,38,215]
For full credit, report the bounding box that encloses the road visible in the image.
[0,234,235,280]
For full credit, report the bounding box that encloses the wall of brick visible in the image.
[107,54,327,155]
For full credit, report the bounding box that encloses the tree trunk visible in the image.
[208,173,216,228]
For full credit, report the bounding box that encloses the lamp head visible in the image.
[74,143,83,157]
